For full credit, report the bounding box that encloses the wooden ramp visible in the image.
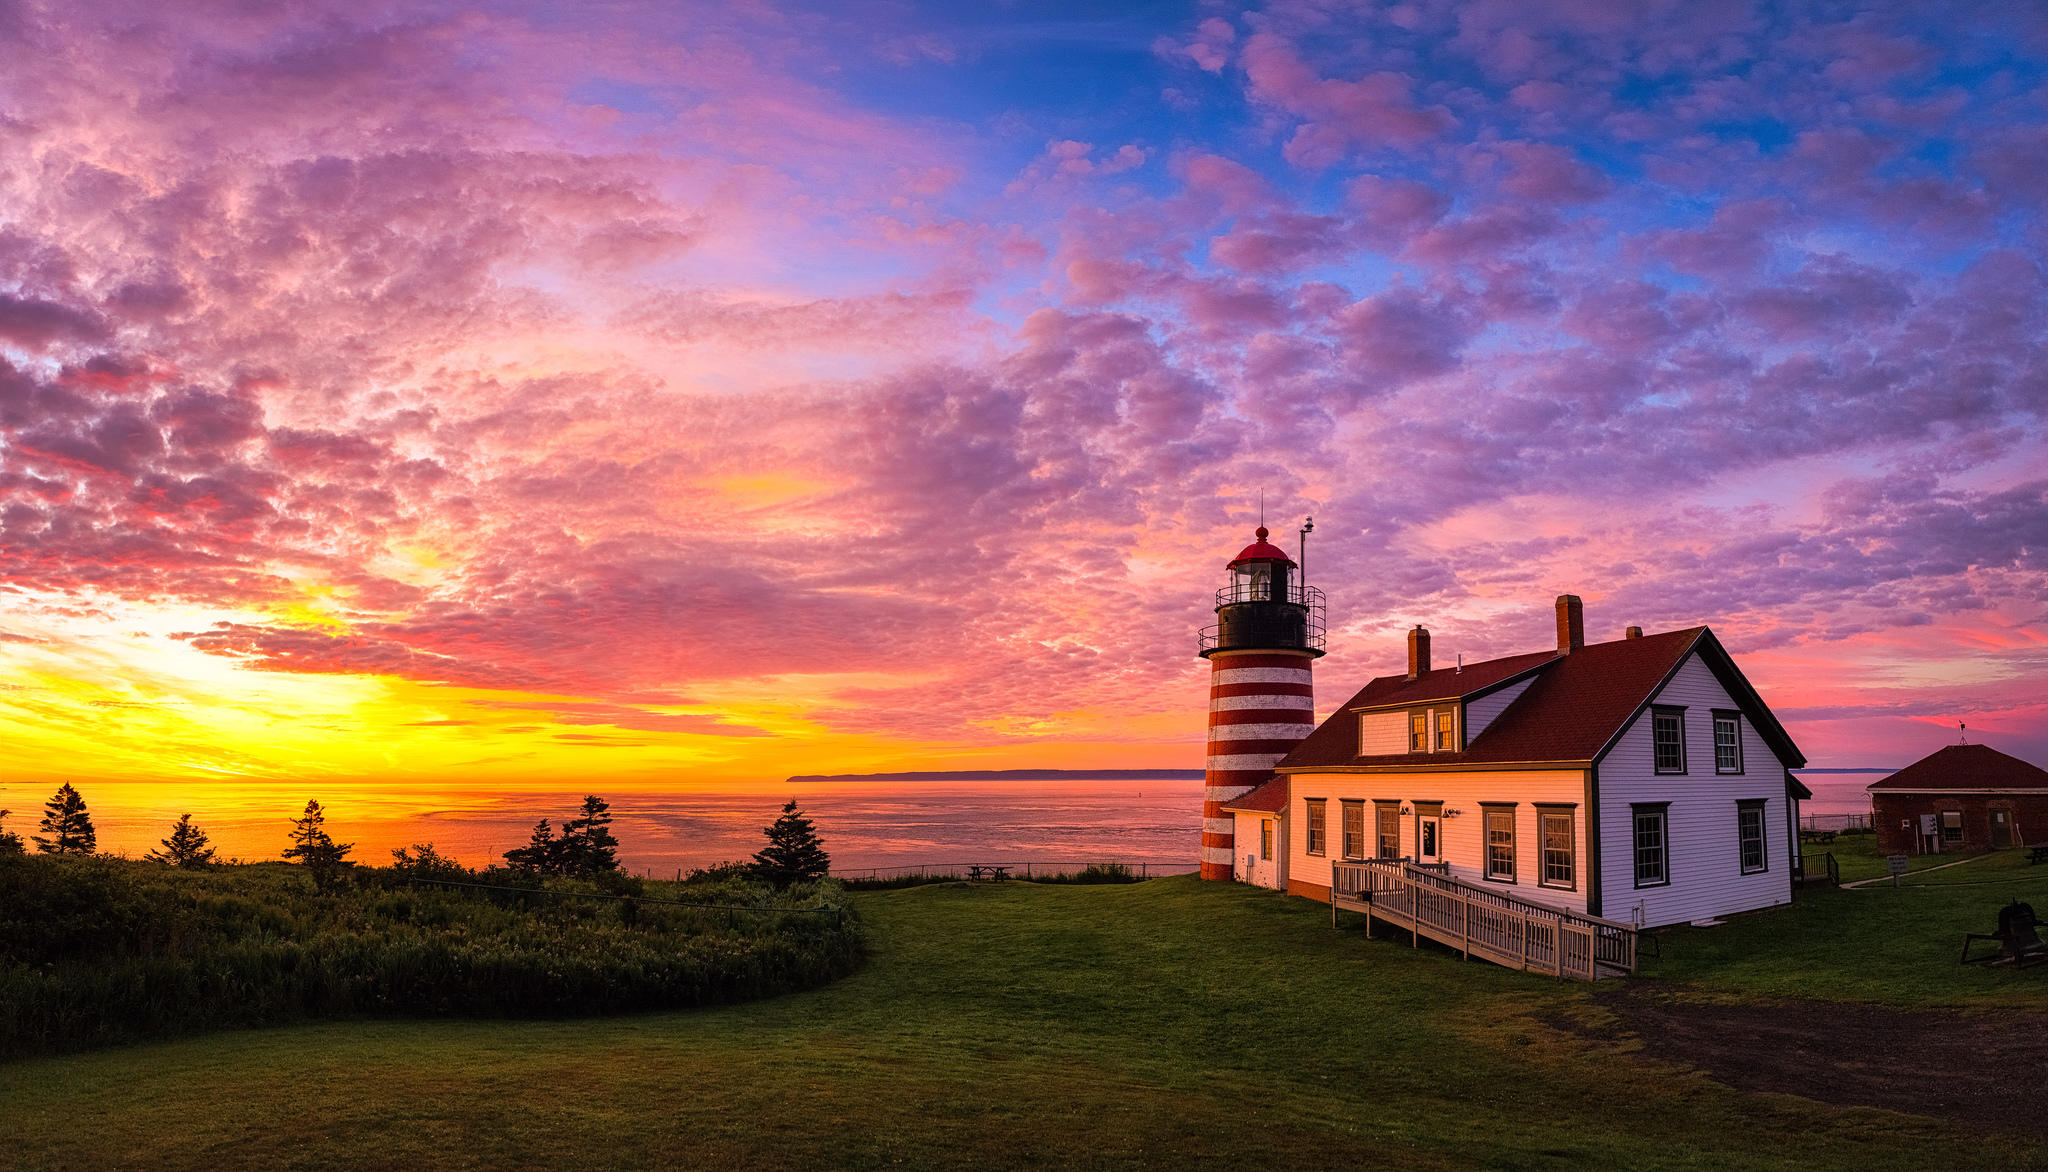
[1331,860,1637,981]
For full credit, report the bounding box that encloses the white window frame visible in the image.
[1737,800,1768,874]
[1713,711,1743,774]
[1482,804,1515,883]
[1537,806,1576,891]
[1633,804,1670,888]
[1652,707,1686,774]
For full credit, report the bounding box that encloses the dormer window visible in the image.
[1435,709,1458,751]
[1409,712,1427,751]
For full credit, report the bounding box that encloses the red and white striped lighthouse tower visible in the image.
[1197,525,1324,880]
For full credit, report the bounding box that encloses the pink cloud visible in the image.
[1240,32,1454,168]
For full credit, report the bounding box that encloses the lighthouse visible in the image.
[1197,525,1324,880]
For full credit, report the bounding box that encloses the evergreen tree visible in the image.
[147,813,217,869]
[558,795,621,877]
[282,799,353,890]
[751,800,829,888]
[503,819,561,874]
[0,808,23,856]
[33,783,96,855]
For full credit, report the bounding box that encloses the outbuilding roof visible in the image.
[1866,743,2048,792]
[1277,625,1805,772]
[1220,775,1288,814]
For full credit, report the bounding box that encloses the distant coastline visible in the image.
[786,766,1896,783]
[787,769,1206,783]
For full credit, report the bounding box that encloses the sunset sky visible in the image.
[4,0,2046,826]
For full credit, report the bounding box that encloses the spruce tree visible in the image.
[0,808,23,856]
[147,813,217,869]
[558,795,621,876]
[751,800,829,888]
[503,819,561,874]
[34,783,96,855]
[282,799,353,890]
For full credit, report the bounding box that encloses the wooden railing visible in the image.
[1331,860,1637,980]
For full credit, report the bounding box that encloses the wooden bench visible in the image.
[1800,829,1837,846]
[2027,845,2048,865]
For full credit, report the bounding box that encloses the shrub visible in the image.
[0,855,863,1059]
[387,843,470,882]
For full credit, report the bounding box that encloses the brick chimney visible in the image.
[1556,595,1584,654]
[1407,625,1431,679]
[1625,625,1642,640]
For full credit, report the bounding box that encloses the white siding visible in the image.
[1286,769,1591,916]
[1464,674,1538,743]
[1233,811,1286,889]
[1598,653,1792,929]
[1358,711,1407,755]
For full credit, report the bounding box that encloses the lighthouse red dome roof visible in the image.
[1228,526,1295,567]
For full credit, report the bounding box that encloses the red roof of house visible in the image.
[1220,775,1288,814]
[1866,743,2048,792]
[1277,626,1805,771]
[1347,648,1557,708]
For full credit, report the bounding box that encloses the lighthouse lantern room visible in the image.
[1197,526,1324,881]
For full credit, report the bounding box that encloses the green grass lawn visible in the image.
[2,876,2042,1170]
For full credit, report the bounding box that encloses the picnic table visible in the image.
[967,865,1011,882]
[2028,845,2048,865]
[1800,829,1838,846]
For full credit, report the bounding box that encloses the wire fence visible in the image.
[1800,812,1873,832]
[396,875,844,915]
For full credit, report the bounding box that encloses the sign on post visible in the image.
[1887,854,1909,888]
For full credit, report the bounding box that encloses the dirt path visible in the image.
[1586,985,2048,1137]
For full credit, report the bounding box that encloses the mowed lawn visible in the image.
[3,876,2041,1170]
[1646,837,2048,1008]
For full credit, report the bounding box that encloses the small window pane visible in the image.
[1738,804,1766,873]
[1714,715,1741,773]
[1260,819,1273,860]
[1485,810,1515,881]
[1633,809,1667,886]
[1341,800,1365,860]
[1653,711,1685,773]
[1541,812,1574,888]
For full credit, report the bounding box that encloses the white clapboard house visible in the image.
[1224,596,1810,933]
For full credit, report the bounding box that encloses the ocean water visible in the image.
[4,778,1211,875]
[1795,773,1881,819]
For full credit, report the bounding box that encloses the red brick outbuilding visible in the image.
[1868,743,2048,855]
